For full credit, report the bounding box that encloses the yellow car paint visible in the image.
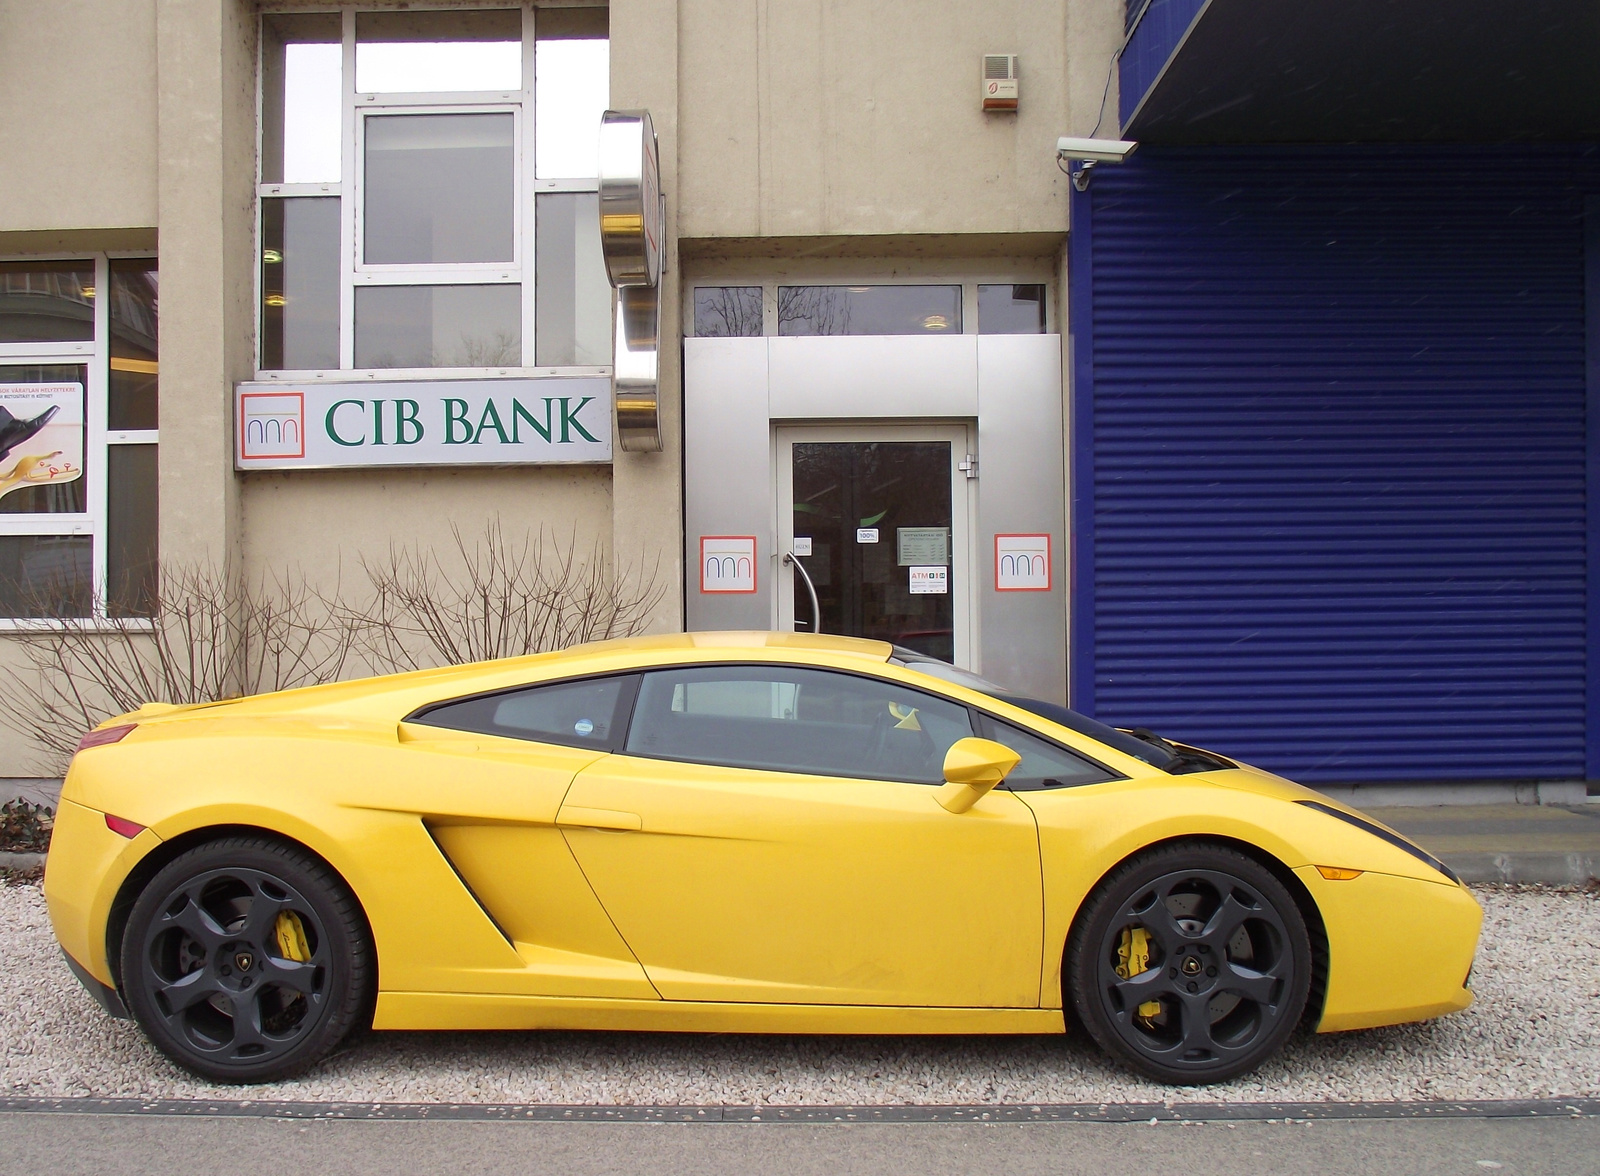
[44,631,1482,1043]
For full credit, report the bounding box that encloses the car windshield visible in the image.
[888,648,1181,769]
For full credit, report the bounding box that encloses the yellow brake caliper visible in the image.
[1114,926,1163,1023]
[274,911,312,963]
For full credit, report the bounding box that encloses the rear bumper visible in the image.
[61,949,129,1019]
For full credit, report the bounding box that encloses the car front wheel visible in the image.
[120,836,372,1083]
[1066,842,1312,1084]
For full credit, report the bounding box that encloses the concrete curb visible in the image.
[0,852,45,872]
[1444,852,1597,886]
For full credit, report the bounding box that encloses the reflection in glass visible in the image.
[534,194,611,366]
[355,285,521,368]
[108,444,158,617]
[260,13,342,184]
[0,262,95,344]
[109,259,158,429]
[777,286,961,336]
[364,113,515,265]
[535,11,608,178]
[693,287,763,337]
[0,365,87,516]
[261,197,340,370]
[977,284,1046,334]
[0,534,92,618]
[355,9,521,93]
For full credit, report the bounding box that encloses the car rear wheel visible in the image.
[1066,842,1311,1085]
[120,836,372,1083]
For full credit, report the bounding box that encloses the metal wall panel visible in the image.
[768,335,978,420]
[1075,147,1592,783]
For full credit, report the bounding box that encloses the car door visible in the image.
[556,663,1044,1008]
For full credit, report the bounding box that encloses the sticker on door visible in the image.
[909,566,949,595]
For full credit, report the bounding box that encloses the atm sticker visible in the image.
[909,566,949,595]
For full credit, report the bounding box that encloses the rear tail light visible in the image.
[75,724,136,753]
[105,814,146,839]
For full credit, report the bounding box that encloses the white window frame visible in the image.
[255,5,610,383]
[0,251,159,629]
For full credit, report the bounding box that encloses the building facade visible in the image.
[1,0,1596,801]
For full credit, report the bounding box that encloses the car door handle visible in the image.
[556,806,643,832]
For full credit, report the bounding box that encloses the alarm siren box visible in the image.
[983,54,1018,111]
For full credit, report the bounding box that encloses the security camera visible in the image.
[1055,137,1138,164]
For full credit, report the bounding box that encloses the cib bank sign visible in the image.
[234,378,611,470]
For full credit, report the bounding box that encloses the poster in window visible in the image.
[0,384,83,504]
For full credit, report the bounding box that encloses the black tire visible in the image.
[1066,842,1311,1085]
[120,836,373,1084]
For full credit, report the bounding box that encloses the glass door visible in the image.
[776,424,973,666]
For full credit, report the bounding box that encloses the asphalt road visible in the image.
[0,1112,1595,1176]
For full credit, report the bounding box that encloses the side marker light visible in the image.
[1315,865,1363,881]
[105,814,146,839]
[76,724,137,753]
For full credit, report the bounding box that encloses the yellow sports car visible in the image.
[45,632,1480,1085]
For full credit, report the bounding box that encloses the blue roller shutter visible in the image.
[1076,147,1592,784]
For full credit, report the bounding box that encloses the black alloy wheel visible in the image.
[1067,843,1312,1084]
[120,837,373,1083]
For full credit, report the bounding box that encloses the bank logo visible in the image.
[700,536,757,593]
[995,534,1051,591]
[239,393,305,460]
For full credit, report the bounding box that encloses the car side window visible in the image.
[979,716,1119,790]
[411,674,637,751]
[625,665,975,785]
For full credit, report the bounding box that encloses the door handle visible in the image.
[556,806,643,832]
[784,551,822,633]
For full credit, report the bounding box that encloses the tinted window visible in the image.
[625,665,974,784]
[980,717,1118,790]
[977,284,1045,333]
[776,285,961,336]
[413,674,634,750]
[693,287,763,337]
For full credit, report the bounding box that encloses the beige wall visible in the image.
[0,0,158,236]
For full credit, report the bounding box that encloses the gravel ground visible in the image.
[3,879,1596,1105]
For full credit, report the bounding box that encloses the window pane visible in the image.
[364,113,515,265]
[108,444,158,618]
[262,197,340,371]
[977,284,1045,334]
[535,16,608,178]
[355,10,521,93]
[355,284,521,368]
[0,535,91,618]
[109,259,158,429]
[260,13,342,185]
[0,261,94,343]
[416,674,634,750]
[626,665,975,784]
[981,718,1115,791]
[534,193,612,366]
[777,286,961,336]
[693,287,763,337]
[0,365,87,515]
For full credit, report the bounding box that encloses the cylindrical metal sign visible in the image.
[598,109,662,289]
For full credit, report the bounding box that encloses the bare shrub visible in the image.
[353,522,664,674]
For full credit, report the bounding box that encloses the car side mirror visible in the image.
[934,737,1022,814]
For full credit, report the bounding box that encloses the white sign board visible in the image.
[995,534,1051,591]
[235,379,612,470]
[856,527,879,544]
[897,526,949,566]
[909,566,949,595]
[700,536,757,593]
[0,384,83,504]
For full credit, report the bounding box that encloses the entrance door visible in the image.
[776,425,974,666]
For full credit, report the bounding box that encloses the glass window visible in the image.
[363,113,516,266]
[693,287,763,337]
[355,10,522,94]
[107,443,158,617]
[0,262,95,344]
[261,197,341,371]
[354,284,522,369]
[534,193,612,366]
[977,284,1045,334]
[979,717,1117,790]
[415,674,635,750]
[626,665,976,784]
[777,285,962,336]
[260,13,342,185]
[0,365,88,516]
[109,259,159,430]
[0,535,92,618]
[535,8,609,178]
